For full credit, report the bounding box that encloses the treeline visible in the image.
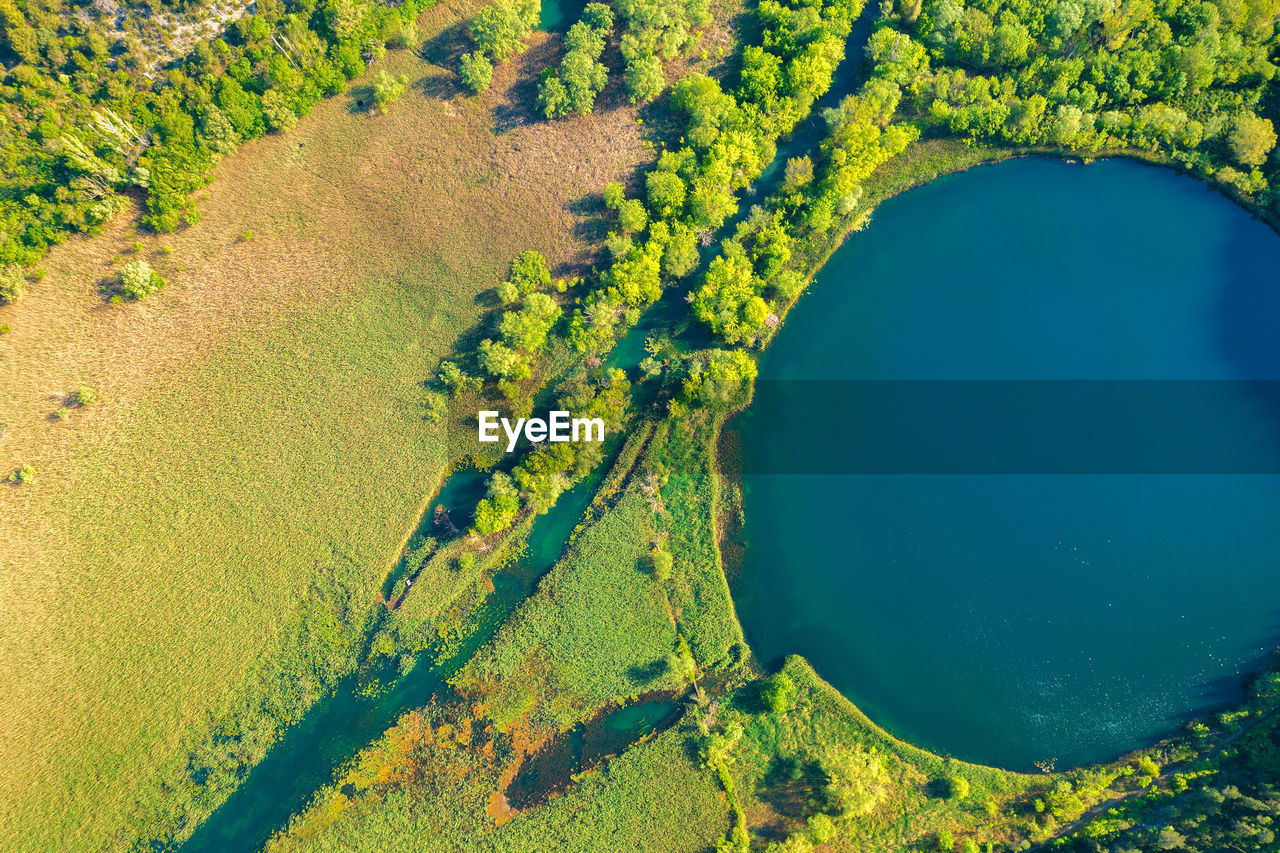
[690,0,1280,349]
[538,3,614,117]
[568,0,865,359]
[882,0,1280,195]
[429,251,631,538]
[0,0,427,280]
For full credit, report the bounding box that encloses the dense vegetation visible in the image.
[460,0,540,94]
[537,2,614,117]
[0,0,428,291]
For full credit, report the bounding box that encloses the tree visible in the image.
[507,250,551,293]
[759,671,795,714]
[117,260,165,300]
[559,50,609,115]
[617,198,648,233]
[459,52,494,94]
[537,77,571,118]
[499,292,560,352]
[327,0,369,40]
[821,746,887,818]
[372,70,409,111]
[0,265,25,305]
[473,491,519,534]
[626,52,665,103]
[646,170,686,218]
[946,775,970,800]
[470,0,539,60]
[666,635,698,683]
[261,89,299,133]
[478,339,531,379]
[1228,114,1276,166]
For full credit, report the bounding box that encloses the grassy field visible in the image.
[0,0,652,846]
[263,705,729,853]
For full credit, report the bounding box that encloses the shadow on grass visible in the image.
[421,19,472,68]
[347,84,375,114]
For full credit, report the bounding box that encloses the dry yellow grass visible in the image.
[0,1,649,846]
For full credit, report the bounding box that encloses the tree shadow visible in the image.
[418,68,464,101]
[347,84,375,114]
[492,37,561,134]
[422,19,473,67]
[759,755,826,819]
[625,658,668,684]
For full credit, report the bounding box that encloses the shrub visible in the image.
[0,265,27,305]
[74,386,96,407]
[937,829,955,851]
[651,548,673,580]
[117,260,165,300]
[1136,755,1160,778]
[457,552,477,571]
[459,51,494,94]
[947,775,970,800]
[470,0,539,60]
[373,70,409,111]
[760,671,795,715]
[10,464,34,485]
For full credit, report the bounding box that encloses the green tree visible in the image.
[373,70,409,111]
[651,548,673,580]
[0,265,26,304]
[1228,114,1277,166]
[507,250,551,293]
[760,672,795,714]
[261,89,299,133]
[460,51,494,94]
[821,746,887,818]
[470,0,539,60]
[478,339,531,379]
[117,260,165,300]
[625,52,665,103]
[646,170,687,218]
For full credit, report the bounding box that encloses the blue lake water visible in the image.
[732,157,1280,770]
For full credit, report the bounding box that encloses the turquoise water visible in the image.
[539,0,587,32]
[732,158,1280,770]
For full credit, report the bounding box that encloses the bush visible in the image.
[74,386,96,407]
[459,52,494,94]
[760,671,795,714]
[10,464,34,485]
[947,775,970,800]
[0,265,27,305]
[651,548,673,580]
[373,70,409,111]
[470,0,539,60]
[117,260,165,300]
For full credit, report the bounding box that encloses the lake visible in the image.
[731,157,1280,770]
